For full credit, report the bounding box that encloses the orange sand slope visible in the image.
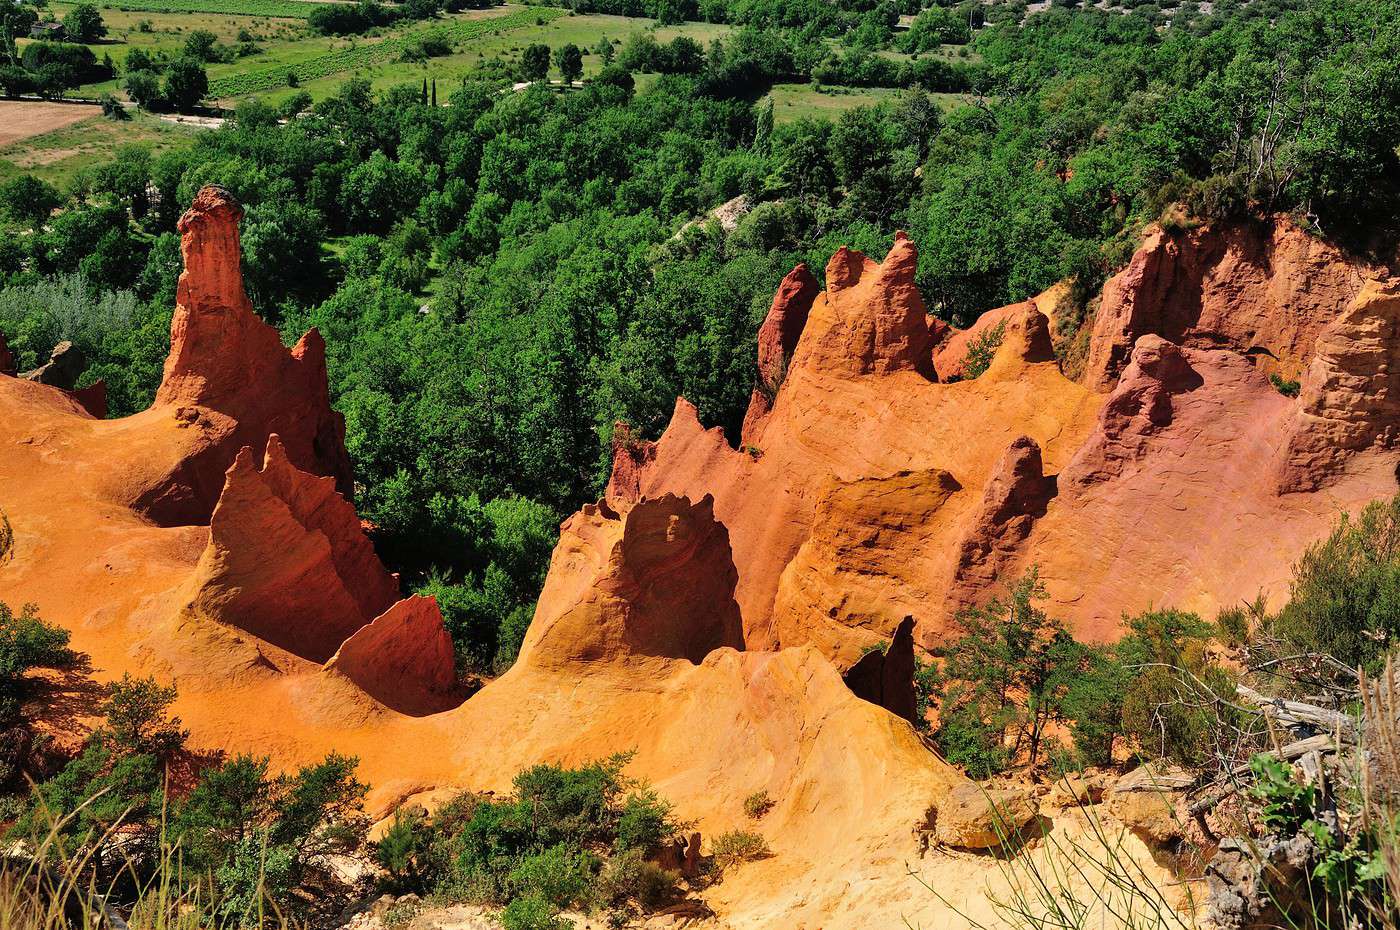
[0,190,1395,926]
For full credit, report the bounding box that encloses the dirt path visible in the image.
[0,100,102,147]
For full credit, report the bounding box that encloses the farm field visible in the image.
[0,109,200,185]
[38,1,306,73]
[0,100,103,148]
[238,12,732,104]
[206,4,565,97]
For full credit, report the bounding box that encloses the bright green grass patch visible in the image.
[208,5,565,95]
[97,0,319,16]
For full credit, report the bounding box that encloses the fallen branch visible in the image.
[1235,683,1356,737]
[1187,733,1336,820]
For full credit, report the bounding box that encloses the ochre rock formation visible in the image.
[0,331,14,376]
[1276,278,1400,492]
[740,263,820,443]
[841,615,917,723]
[947,436,1056,614]
[1084,217,1367,391]
[788,232,933,378]
[518,493,745,668]
[614,222,1398,653]
[0,196,1388,927]
[933,297,1055,381]
[770,468,961,664]
[325,595,460,715]
[184,434,401,661]
[130,185,352,525]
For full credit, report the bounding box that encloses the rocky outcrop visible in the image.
[1206,834,1316,930]
[325,595,460,716]
[770,469,962,661]
[135,185,352,525]
[22,341,85,389]
[186,435,400,662]
[17,341,106,417]
[1061,336,1204,489]
[604,422,656,508]
[1106,764,1194,846]
[841,615,917,723]
[932,782,1039,849]
[1275,278,1400,492]
[789,233,934,378]
[1084,217,1366,391]
[518,493,745,669]
[933,298,1055,381]
[0,332,14,376]
[741,263,820,444]
[949,437,1056,610]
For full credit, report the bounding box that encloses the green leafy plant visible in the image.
[962,321,1006,379]
[742,790,773,819]
[1270,373,1301,397]
[711,830,769,868]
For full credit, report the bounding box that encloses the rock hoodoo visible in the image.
[789,232,934,378]
[136,185,352,524]
[185,435,400,662]
[949,436,1056,611]
[841,615,918,723]
[740,262,820,444]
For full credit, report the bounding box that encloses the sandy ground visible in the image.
[0,100,102,147]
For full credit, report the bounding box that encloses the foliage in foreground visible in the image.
[373,755,692,927]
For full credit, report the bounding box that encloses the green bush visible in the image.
[594,848,678,911]
[501,893,568,930]
[961,321,1006,379]
[1271,494,1400,669]
[507,843,596,908]
[742,790,773,819]
[711,830,769,868]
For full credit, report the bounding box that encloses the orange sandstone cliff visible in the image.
[0,193,1396,927]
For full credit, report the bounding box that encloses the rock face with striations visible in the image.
[134,185,352,524]
[1084,217,1366,391]
[185,434,401,662]
[1276,277,1400,492]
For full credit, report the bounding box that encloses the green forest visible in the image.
[2,0,1399,680]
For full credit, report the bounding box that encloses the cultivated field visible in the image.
[0,101,103,147]
[0,110,200,185]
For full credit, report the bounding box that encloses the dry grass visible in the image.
[1360,655,1400,930]
[0,790,291,930]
